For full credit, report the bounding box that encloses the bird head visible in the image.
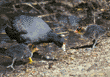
[53,34,64,48]
[47,31,64,48]
[74,27,85,35]
[28,44,39,53]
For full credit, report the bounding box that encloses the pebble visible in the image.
[98,73,104,76]
[78,65,84,71]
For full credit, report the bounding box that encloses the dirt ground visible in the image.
[0,32,110,77]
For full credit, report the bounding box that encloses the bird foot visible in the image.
[28,57,35,64]
[90,46,97,51]
[28,61,35,64]
[7,65,15,70]
[92,46,97,49]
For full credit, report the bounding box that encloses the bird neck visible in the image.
[47,30,56,41]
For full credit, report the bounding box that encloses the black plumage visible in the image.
[5,26,27,41]
[4,15,64,70]
[5,15,64,48]
[4,14,64,70]
[74,25,106,49]
[1,43,35,70]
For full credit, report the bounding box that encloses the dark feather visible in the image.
[5,15,64,47]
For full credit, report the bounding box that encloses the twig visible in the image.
[38,4,51,21]
[37,13,56,18]
[14,3,39,12]
[94,12,95,24]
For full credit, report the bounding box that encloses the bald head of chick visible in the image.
[74,27,85,35]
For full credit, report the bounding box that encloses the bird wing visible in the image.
[3,44,31,58]
[12,15,51,43]
[5,15,64,47]
[13,15,51,38]
[84,25,106,39]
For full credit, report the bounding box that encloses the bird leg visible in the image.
[86,39,98,51]
[92,39,97,49]
[85,48,91,51]
[62,43,66,51]
[7,58,16,70]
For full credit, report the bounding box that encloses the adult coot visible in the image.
[5,15,64,48]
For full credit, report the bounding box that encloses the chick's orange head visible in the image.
[74,27,83,33]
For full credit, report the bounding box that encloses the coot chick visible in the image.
[74,25,106,49]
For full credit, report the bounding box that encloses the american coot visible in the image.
[74,25,106,49]
[5,15,64,48]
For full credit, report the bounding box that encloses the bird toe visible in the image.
[7,65,15,70]
[28,61,35,64]
[85,48,91,51]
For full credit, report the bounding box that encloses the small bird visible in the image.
[74,25,106,49]
[0,43,38,70]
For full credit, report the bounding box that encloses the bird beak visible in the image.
[62,43,66,51]
[74,30,78,33]
[100,9,105,12]
[35,47,39,51]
